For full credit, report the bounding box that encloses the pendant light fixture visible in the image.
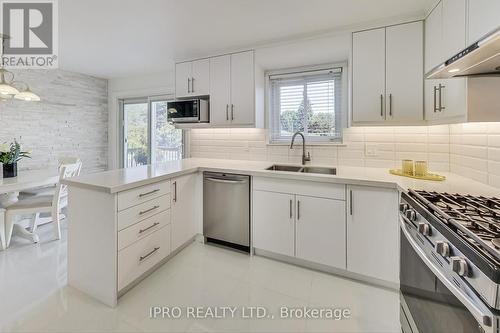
[0,33,41,102]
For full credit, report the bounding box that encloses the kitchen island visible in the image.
[63,158,499,306]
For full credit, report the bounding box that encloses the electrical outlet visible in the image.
[365,144,379,157]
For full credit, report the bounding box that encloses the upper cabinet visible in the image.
[175,59,210,98]
[174,50,264,128]
[468,0,500,43]
[352,21,423,125]
[210,51,258,126]
[425,0,466,73]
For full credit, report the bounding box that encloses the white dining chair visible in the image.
[3,162,81,248]
[21,157,82,197]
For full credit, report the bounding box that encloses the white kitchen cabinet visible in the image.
[209,50,256,126]
[347,185,399,283]
[253,190,295,257]
[468,0,500,43]
[253,178,346,269]
[229,51,256,125]
[175,59,210,98]
[209,55,231,126]
[425,2,443,73]
[385,21,423,122]
[352,21,423,124]
[175,62,192,98]
[352,27,386,123]
[425,0,467,73]
[171,173,198,251]
[295,195,346,269]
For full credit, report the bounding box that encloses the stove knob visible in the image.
[435,241,450,258]
[451,257,469,277]
[399,203,409,213]
[405,209,418,222]
[418,222,431,236]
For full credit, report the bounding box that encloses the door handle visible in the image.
[173,181,177,202]
[187,78,191,93]
[380,94,384,118]
[139,205,160,216]
[139,247,160,262]
[438,84,445,111]
[297,200,300,220]
[389,93,393,117]
[191,77,195,93]
[349,190,353,215]
[205,177,248,184]
[138,189,160,198]
[433,86,438,112]
[138,222,160,234]
[226,104,229,121]
[231,104,234,121]
[289,199,293,219]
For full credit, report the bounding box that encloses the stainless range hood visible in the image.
[426,27,500,79]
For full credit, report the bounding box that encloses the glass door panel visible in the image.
[151,100,184,164]
[123,100,149,167]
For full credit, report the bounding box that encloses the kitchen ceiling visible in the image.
[59,0,436,79]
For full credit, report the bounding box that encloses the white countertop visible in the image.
[62,158,500,197]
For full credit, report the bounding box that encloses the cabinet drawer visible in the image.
[117,194,170,231]
[117,180,170,211]
[118,209,171,250]
[118,224,171,291]
[253,177,345,200]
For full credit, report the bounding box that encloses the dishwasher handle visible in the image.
[205,177,248,184]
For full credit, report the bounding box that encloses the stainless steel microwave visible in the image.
[167,99,209,123]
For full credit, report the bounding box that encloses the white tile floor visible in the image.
[0,222,400,333]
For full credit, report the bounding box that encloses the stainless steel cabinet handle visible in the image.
[389,93,393,117]
[138,222,160,234]
[191,77,195,92]
[139,205,160,215]
[349,190,353,215]
[187,78,191,93]
[297,200,300,220]
[173,181,177,202]
[380,94,384,117]
[231,104,234,121]
[138,189,160,198]
[438,84,445,111]
[433,86,438,112]
[226,104,229,121]
[289,199,293,219]
[139,247,160,262]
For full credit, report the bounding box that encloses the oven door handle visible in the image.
[400,217,493,328]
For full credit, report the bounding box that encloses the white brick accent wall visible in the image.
[0,69,108,173]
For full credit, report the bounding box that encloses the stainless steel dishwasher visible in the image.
[203,172,250,252]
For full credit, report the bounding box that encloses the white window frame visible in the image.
[266,63,348,144]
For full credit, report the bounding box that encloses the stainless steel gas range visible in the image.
[400,189,500,333]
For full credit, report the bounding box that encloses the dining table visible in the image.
[0,168,60,247]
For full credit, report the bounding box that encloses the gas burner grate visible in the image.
[410,190,500,261]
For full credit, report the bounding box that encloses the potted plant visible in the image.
[0,139,31,178]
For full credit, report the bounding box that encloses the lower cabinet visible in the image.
[295,195,346,268]
[253,187,346,270]
[171,173,198,251]
[253,191,295,257]
[347,185,399,283]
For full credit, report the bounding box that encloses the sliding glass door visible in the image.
[120,96,184,168]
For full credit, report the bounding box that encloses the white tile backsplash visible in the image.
[190,123,500,190]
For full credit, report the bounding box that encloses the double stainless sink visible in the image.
[266,164,336,175]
